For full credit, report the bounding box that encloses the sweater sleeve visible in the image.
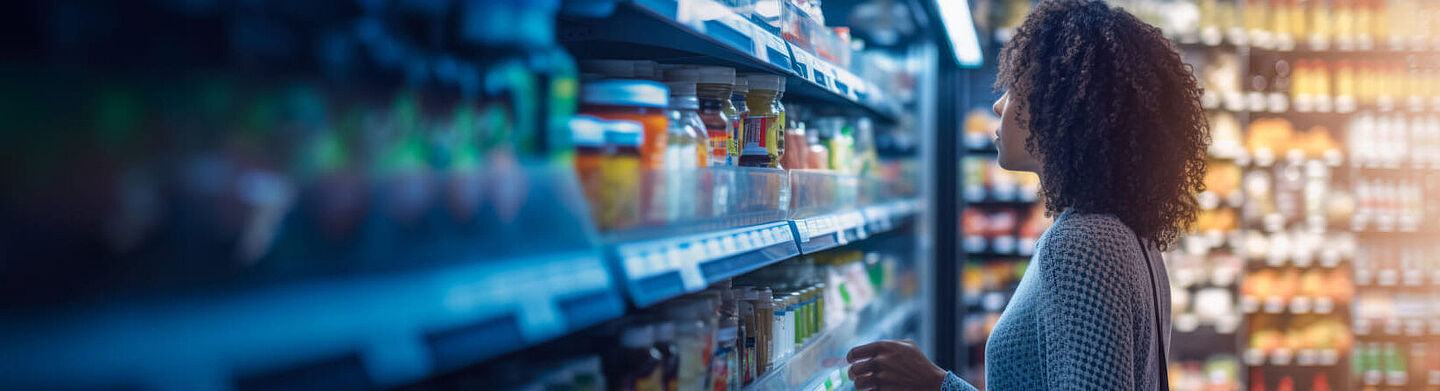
[1033,224,1140,390]
[941,371,980,391]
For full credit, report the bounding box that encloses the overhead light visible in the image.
[935,0,982,67]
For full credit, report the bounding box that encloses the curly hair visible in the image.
[995,0,1209,249]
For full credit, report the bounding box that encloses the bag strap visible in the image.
[1134,234,1169,390]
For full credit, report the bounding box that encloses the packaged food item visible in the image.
[740,74,784,167]
[655,321,679,391]
[697,67,736,167]
[781,104,808,170]
[805,122,829,169]
[610,324,664,391]
[662,68,709,169]
[729,78,749,165]
[600,120,644,229]
[580,80,669,169]
[571,115,607,226]
[580,79,669,223]
[666,301,712,391]
[713,291,741,391]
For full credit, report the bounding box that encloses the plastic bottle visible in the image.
[729,78,749,165]
[773,79,787,167]
[753,287,773,375]
[740,74,783,167]
[771,296,788,361]
[663,68,710,169]
[805,121,829,170]
[666,301,710,391]
[613,324,664,391]
[602,120,644,229]
[656,321,680,391]
[571,115,608,226]
[733,287,758,384]
[781,103,808,170]
[697,67,736,167]
[713,290,741,391]
[579,80,669,170]
[580,79,670,223]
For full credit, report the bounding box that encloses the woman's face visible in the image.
[992,92,1042,172]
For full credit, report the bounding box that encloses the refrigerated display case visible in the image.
[0,0,982,390]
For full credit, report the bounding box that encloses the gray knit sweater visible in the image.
[943,209,1171,391]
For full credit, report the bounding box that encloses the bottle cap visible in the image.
[620,324,655,347]
[568,115,607,147]
[664,67,700,83]
[632,60,659,80]
[581,59,634,79]
[697,66,736,84]
[665,81,697,96]
[603,119,644,146]
[655,321,676,342]
[732,77,749,93]
[581,79,669,107]
[746,73,783,91]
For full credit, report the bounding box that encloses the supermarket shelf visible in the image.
[1239,296,1342,315]
[1353,317,1440,338]
[614,199,919,307]
[744,299,920,391]
[962,235,1035,258]
[1355,268,1440,288]
[563,0,900,122]
[612,221,801,307]
[0,252,624,390]
[1243,348,1343,367]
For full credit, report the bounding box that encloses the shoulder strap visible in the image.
[1134,234,1169,390]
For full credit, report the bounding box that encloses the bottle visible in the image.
[781,103,808,170]
[656,321,680,391]
[613,324,664,391]
[713,290,741,391]
[773,79,787,168]
[697,67,736,167]
[663,68,710,169]
[740,74,783,167]
[666,301,711,391]
[771,296,788,361]
[733,288,758,384]
[571,115,609,227]
[729,78,749,165]
[602,120,644,229]
[753,287,774,375]
[579,80,670,170]
[806,120,829,169]
[580,79,670,223]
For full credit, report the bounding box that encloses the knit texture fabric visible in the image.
[942,209,1171,391]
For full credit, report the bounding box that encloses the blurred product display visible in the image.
[0,0,957,390]
[967,1,1440,391]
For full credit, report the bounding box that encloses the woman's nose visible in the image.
[992,97,1003,116]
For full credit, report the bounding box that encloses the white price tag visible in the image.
[672,246,706,290]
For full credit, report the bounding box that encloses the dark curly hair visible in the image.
[996,0,1209,249]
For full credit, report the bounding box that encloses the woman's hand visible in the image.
[846,339,947,391]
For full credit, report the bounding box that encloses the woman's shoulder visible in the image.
[1033,210,1144,288]
[1040,210,1139,256]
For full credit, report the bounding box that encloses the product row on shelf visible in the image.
[585,0,908,120]
[0,0,934,390]
[438,247,918,391]
[1178,0,1440,52]
[960,203,1049,257]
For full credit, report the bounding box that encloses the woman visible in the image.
[845,1,1209,390]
